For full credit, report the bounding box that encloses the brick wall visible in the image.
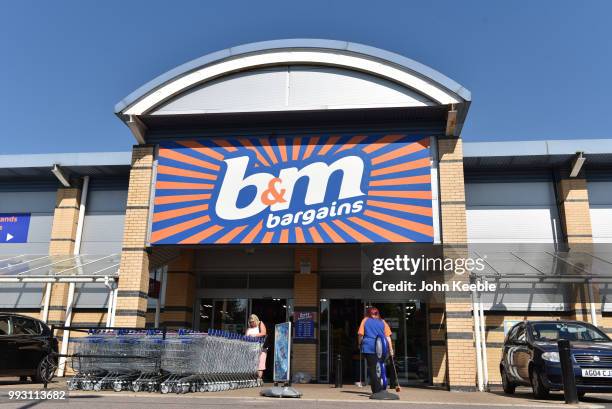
[115,146,156,328]
[556,177,601,325]
[558,178,593,244]
[48,186,81,255]
[46,185,82,325]
[292,247,319,379]
[159,250,196,328]
[437,137,477,391]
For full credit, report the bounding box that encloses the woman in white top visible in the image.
[245,314,267,380]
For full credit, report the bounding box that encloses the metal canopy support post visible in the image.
[588,280,598,327]
[478,289,489,389]
[472,287,484,392]
[57,282,75,377]
[42,282,52,323]
[110,287,118,327]
[154,266,165,328]
[104,277,114,328]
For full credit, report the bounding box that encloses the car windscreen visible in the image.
[531,322,610,342]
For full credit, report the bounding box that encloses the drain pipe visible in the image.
[479,287,489,389]
[42,283,52,323]
[472,286,484,391]
[57,282,75,377]
[588,279,598,327]
[73,176,89,255]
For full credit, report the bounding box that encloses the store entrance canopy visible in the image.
[469,245,612,283]
[0,254,120,283]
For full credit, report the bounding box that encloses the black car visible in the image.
[501,320,612,399]
[0,313,58,383]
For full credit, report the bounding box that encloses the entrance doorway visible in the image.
[319,299,430,385]
[250,298,288,380]
[369,301,429,385]
[328,299,364,383]
[197,297,289,381]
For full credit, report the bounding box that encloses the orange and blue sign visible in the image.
[0,213,31,243]
[150,134,433,245]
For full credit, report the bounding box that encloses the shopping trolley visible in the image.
[129,331,166,392]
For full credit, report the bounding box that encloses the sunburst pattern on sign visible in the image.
[151,134,433,245]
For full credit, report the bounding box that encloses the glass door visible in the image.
[249,298,288,381]
[319,299,364,384]
[198,298,248,334]
[368,301,430,385]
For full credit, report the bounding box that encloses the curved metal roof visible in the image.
[114,39,471,115]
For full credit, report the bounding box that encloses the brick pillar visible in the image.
[429,303,448,387]
[557,178,601,325]
[46,185,82,325]
[438,137,477,391]
[161,250,196,329]
[115,146,155,328]
[558,178,593,244]
[292,247,319,380]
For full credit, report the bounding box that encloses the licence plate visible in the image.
[581,368,612,377]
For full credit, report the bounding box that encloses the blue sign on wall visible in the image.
[294,311,316,340]
[0,213,31,243]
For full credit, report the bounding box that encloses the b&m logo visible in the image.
[151,134,434,245]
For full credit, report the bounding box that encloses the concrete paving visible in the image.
[1,378,611,408]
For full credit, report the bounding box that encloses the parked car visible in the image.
[0,313,58,383]
[500,320,612,399]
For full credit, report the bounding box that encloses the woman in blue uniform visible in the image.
[357,307,394,394]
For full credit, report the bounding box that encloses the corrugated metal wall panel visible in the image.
[73,283,111,308]
[589,180,612,243]
[155,67,287,114]
[152,66,432,115]
[80,186,127,254]
[466,181,562,243]
[288,66,431,107]
[481,282,570,311]
[0,190,56,254]
[0,283,44,308]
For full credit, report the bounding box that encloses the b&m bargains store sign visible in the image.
[150,134,434,245]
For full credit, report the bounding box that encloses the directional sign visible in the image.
[0,213,31,243]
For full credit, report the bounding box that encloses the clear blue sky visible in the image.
[1,1,610,154]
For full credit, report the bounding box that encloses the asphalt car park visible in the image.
[1,381,611,409]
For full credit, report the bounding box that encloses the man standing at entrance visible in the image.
[358,307,395,394]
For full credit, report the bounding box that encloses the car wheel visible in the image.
[32,354,57,383]
[530,368,550,399]
[501,369,516,394]
[578,392,586,400]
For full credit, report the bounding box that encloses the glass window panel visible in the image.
[199,298,213,332]
[213,299,247,334]
[0,317,9,335]
[56,254,120,276]
[12,316,41,335]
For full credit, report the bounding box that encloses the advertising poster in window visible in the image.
[273,322,292,383]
